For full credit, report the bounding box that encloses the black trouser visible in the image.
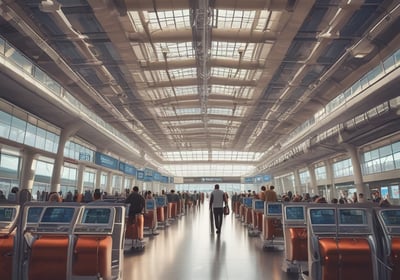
[213,207,223,230]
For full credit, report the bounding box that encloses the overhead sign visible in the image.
[95,153,118,170]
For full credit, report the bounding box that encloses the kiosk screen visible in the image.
[285,206,305,221]
[254,200,264,211]
[381,210,400,226]
[27,207,43,223]
[339,209,367,225]
[146,199,156,210]
[0,208,14,222]
[155,196,166,207]
[82,208,111,224]
[267,203,282,216]
[310,209,335,225]
[243,198,253,208]
[41,207,75,223]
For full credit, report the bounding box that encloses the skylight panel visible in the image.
[175,108,201,115]
[163,164,256,177]
[147,9,191,30]
[208,108,233,116]
[157,42,194,59]
[213,10,255,29]
[211,67,249,79]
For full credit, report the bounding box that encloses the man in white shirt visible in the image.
[209,184,227,234]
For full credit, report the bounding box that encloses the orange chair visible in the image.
[287,228,308,261]
[125,214,144,240]
[73,236,112,279]
[29,236,69,280]
[389,237,400,280]
[157,207,165,223]
[0,235,14,280]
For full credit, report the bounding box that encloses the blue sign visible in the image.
[137,170,144,181]
[255,175,262,183]
[201,177,223,182]
[263,174,271,182]
[153,172,161,182]
[95,153,118,170]
[244,177,254,184]
[161,176,169,183]
[144,168,153,182]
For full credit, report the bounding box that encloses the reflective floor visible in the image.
[123,202,298,280]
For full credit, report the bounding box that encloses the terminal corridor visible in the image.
[123,203,296,280]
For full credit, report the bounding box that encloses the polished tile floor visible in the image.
[123,202,298,280]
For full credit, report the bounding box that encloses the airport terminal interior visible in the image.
[0,0,400,279]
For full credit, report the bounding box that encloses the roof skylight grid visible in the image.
[210,85,254,98]
[255,10,282,32]
[162,68,197,80]
[162,120,203,126]
[213,10,255,29]
[156,42,194,60]
[211,151,263,161]
[211,42,256,60]
[127,11,144,32]
[211,67,250,79]
[208,107,233,116]
[147,10,191,30]
[175,108,201,115]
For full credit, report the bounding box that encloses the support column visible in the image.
[20,149,37,191]
[76,164,85,194]
[50,122,83,193]
[307,164,317,195]
[95,169,102,190]
[342,143,369,198]
[106,172,113,195]
[293,170,301,195]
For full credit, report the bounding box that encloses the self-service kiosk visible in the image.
[282,203,308,274]
[15,202,126,280]
[261,202,283,249]
[0,204,19,280]
[155,195,169,228]
[242,197,253,226]
[374,206,400,280]
[144,199,158,235]
[306,204,379,280]
[249,199,264,236]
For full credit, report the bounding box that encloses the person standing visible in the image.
[265,185,278,202]
[209,184,227,234]
[125,186,145,224]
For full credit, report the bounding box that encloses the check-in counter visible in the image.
[0,204,19,280]
[282,203,308,274]
[155,195,168,227]
[307,204,379,280]
[15,202,126,280]
[249,199,264,236]
[261,202,284,249]
[374,207,400,280]
[243,197,253,226]
[144,199,158,235]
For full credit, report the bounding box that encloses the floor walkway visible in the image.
[123,201,298,280]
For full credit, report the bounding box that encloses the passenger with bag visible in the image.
[209,184,228,235]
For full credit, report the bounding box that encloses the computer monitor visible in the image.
[285,206,305,221]
[339,209,367,225]
[27,207,44,223]
[40,207,75,223]
[243,197,253,208]
[309,208,335,225]
[0,207,15,222]
[266,203,282,216]
[155,196,167,207]
[380,209,400,226]
[82,208,112,224]
[253,200,264,211]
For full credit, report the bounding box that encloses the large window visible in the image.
[333,158,353,178]
[362,141,400,174]
[315,166,327,180]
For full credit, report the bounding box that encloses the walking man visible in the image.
[209,184,228,234]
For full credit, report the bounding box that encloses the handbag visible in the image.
[223,205,230,215]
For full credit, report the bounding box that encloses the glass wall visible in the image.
[333,158,353,178]
[362,141,400,174]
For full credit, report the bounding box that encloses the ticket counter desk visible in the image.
[249,199,264,236]
[15,202,126,280]
[306,204,379,280]
[0,204,19,280]
[144,199,158,235]
[281,203,308,274]
[374,207,400,280]
[155,196,168,228]
[261,202,284,249]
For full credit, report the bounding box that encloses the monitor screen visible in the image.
[27,207,44,223]
[309,209,335,225]
[267,203,282,216]
[243,198,253,208]
[155,196,166,207]
[0,208,15,222]
[82,208,111,224]
[381,210,400,226]
[285,206,305,221]
[41,207,75,223]
[339,209,367,225]
[146,199,156,210]
[253,200,264,211]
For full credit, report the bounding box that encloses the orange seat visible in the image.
[170,202,177,218]
[29,236,69,280]
[144,211,155,229]
[73,236,112,279]
[0,235,14,280]
[257,212,263,232]
[125,214,144,240]
[319,237,373,280]
[390,237,400,280]
[287,228,308,261]
[264,218,283,240]
[157,207,165,223]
